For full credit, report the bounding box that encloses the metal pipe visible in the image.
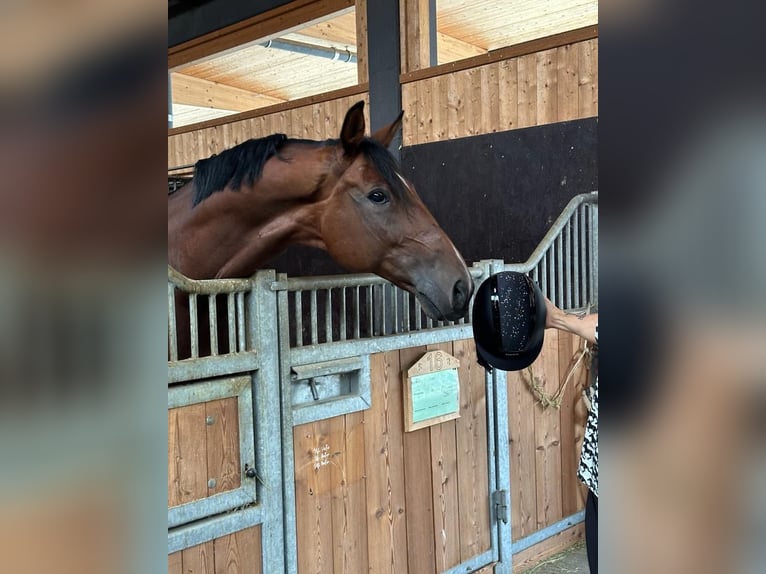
[168,284,178,362]
[511,511,585,554]
[261,38,357,64]
[208,294,218,355]
[168,72,173,128]
[236,292,245,352]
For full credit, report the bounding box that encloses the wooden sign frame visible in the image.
[403,350,461,432]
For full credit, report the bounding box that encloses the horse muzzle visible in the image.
[414,274,473,322]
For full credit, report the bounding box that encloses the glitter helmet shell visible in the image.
[471,271,547,372]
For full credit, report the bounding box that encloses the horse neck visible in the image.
[172,143,340,279]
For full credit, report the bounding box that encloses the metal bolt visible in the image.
[208,478,216,489]
[205,415,215,425]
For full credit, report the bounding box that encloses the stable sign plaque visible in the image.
[403,350,461,432]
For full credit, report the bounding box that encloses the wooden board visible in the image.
[294,420,335,574]
[400,345,437,573]
[214,525,263,574]
[558,331,589,516]
[536,48,558,125]
[182,540,214,573]
[556,43,579,122]
[168,403,208,507]
[364,350,408,572]
[334,410,369,573]
[516,53,537,129]
[532,330,563,530]
[168,397,243,508]
[507,366,537,540]
[453,338,491,560]
[169,527,262,574]
[497,58,518,131]
[206,397,241,496]
[427,342,461,571]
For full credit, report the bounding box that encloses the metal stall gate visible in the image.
[167,192,597,573]
[168,269,286,571]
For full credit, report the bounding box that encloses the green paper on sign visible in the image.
[410,369,460,423]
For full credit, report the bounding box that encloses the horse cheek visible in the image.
[321,211,369,272]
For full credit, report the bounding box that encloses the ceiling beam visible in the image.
[169,0,293,48]
[171,72,285,111]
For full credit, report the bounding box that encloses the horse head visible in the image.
[318,101,473,321]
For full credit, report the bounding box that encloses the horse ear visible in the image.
[371,111,404,148]
[340,101,366,155]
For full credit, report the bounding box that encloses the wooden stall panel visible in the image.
[168,403,208,507]
[427,342,461,572]
[331,411,369,574]
[293,410,368,573]
[293,342,495,574]
[168,397,241,507]
[206,397,242,496]
[399,345,437,574]
[531,330,563,530]
[168,526,262,574]
[507,366,537,540]
[507,327,591,542]
[454,339,491,561]
[558,331,590,516]
[400,38,598,145]
[294,419,335,574]
[364,350,409,573]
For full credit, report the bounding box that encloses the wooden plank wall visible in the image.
[291,334,591,574]
[401,38,598,145]
[168,37,597,166]
[292,339,492,574]
[168,397,242,508]
[507,329,591,551]
[168,93,370,169]
[168,525,263,574]
[168,395,260,573]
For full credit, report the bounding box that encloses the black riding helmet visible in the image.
[471,271,547,372]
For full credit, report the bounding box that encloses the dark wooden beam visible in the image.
[366,0,401,156]
[169,0,293,48]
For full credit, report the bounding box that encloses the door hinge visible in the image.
[493,489,509,524]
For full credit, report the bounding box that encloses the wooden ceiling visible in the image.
[170,0,597,127]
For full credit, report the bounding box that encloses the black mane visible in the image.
[192,134,287,206]
[190,133,408,207]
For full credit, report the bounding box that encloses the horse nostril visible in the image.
[452,279,469,311]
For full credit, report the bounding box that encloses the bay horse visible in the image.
[169,101,472,355]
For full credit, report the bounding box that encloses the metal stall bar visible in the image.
[249,270,286,572]
[168,268,259,383]
[504,192,598,310]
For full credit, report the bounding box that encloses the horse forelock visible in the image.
[358,139,409,202]
[191,134,288,206]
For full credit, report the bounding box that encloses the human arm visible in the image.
[544,296,598,344]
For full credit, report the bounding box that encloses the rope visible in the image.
[521,337,592,410]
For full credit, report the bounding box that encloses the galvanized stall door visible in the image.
[167,270,285,574]
[272,266,512,574]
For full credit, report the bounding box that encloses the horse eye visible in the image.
[367,189,389,204]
